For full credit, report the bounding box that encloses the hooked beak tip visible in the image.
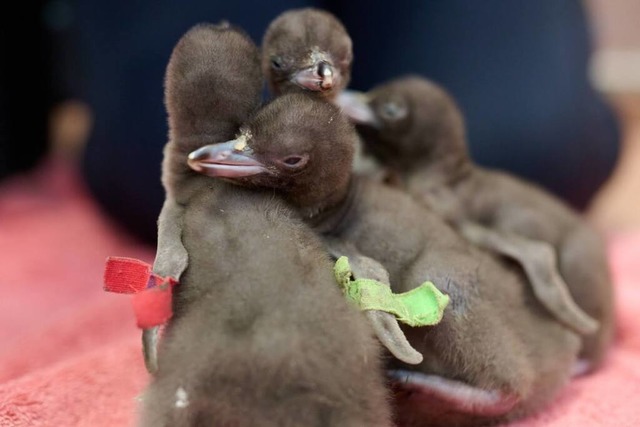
[186,148,204,171]
[186,156,202,172]
[320,78,334,90]
[334,90,379,127]
[318,61,334,89]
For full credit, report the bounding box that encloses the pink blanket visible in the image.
[1,159,638,426]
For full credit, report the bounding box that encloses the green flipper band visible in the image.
[334,256,450,327]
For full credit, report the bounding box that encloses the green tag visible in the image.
[334,256,449,327]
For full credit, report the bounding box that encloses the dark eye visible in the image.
[380,101,407,121]
[270,56,283,69]
[279,154,309,169]
[283,156,302,165]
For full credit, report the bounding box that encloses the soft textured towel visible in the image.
[0,159,637,427]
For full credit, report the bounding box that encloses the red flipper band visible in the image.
[131,286,174,329]
[103,256,178,328]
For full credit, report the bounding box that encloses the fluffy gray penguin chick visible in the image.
[191,92,582,426]
[142,19,267,373]
[337,75,614,373]
[262,8,352,100]
[139,23,393,427]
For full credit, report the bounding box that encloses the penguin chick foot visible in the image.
[389,370,520,417]
[142,326,160,374]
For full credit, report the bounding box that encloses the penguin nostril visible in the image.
[213,150,232,161]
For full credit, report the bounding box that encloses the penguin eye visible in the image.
[284,156,302,165]
[379,101,408,122]
[270,56,283,70]
[279,154,309,169]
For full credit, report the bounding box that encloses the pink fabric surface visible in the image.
[0,159,638,426]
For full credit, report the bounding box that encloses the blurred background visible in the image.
[584,0,640,232]
[1,0,639,247]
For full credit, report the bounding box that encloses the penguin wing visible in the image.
[323,236,423,365]
[143,198,188,374]
[458,220,598,335]
[153,198,188,280]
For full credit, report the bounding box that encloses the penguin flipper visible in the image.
[458,221,598,335]
[143,198,188,374]
[153,198,188,279]
[324,237,423,365]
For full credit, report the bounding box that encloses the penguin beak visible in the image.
[291,60,334,91]
[334,90,380,128]
[187,139,267,178]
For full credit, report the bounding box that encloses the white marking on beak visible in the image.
[233,134,247,151]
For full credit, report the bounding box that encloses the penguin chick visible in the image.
[191,93,582,426]
[139,24,393,427]
[143,20,265,373]
[262,8,352,99]
[336,75,615,373]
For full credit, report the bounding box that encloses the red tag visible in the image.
[104,257,153,293]
[132,286,174,329]
[103,256,178,328]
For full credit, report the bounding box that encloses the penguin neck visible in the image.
[402,130,474,188]
[299,177,359,234]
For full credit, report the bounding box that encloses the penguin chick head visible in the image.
[262,8,352,100]
[164,22,262,152]
[188,93,357,209]
[336,76,469,170]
